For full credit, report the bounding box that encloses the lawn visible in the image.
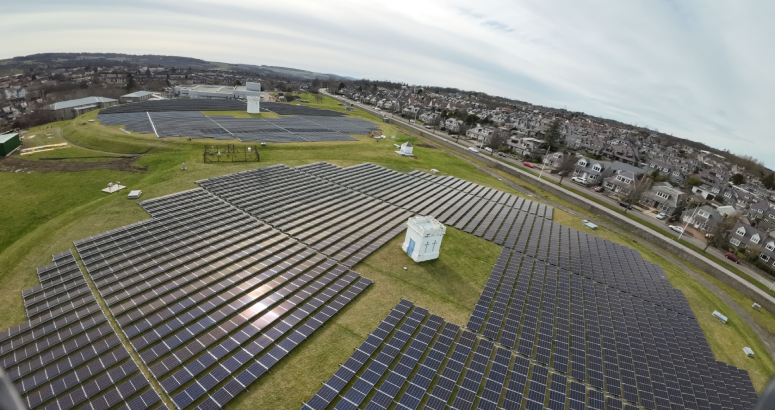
[1,92,772,405]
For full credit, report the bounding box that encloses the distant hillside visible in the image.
[0,52,350,80]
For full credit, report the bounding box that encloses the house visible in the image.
[640,183,687,216]
[729,222,775,263]
[572,156,613,185]
[543,152,568,168]
[444,118,464,133]
[508,137,545,157]
[683,205,723,232]
[747,202,772,222]
[43,96,118,120]
[466,125,499,143]
[418,112,440,126]
[692,184,723,201]
[603,171,637,195]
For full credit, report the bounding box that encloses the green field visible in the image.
[0,94,773,407]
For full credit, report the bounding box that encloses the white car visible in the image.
[484,147,493,153]
[669,225,684,234]
[582,220,598,230]
[467,147,479,153]
[571,176,587,184]
[656,212,667,220]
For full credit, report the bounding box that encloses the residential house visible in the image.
[603,171,638,195]
[508,137,545,157]
[640,183,687,216]
[543,152,568,168]
[729,222,775,265]
[418,112,440,126]
[466,125,499,143]
[572,156,613,185]
[682,205,723,232]
[444,118,464,133]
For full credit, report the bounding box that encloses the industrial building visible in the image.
[0,132,21,157]
[173,82,261,99]
[43,96,118,120]
[119,90,154,104]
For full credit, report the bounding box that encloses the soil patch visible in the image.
[0,156,147,174]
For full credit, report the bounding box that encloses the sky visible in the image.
[2,0,773,168]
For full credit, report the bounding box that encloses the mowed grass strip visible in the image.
[225,228,502,410]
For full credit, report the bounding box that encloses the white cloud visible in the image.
[2,0,773,167]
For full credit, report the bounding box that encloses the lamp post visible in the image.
[537,145,551,180]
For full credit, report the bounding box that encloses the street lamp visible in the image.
[537,145,551,180]
[677,204,700,241]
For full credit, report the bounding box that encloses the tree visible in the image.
[124,74,136,92]
[313,94,323,103]
[311,78,320,89]
[731,173,745,185]
[743,245,761,263]
[556,155,577,185]
[486,133,507,151]
[544,119,562,148]
[703,212,739,251]
[762,173,775,190]
[686,176,703,187]
[650,169,660,180]
[623,176,652,213]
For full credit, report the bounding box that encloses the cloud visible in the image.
[1,0,772,167]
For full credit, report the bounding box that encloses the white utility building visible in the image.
[402,216,446,262]
[395,141,414,157]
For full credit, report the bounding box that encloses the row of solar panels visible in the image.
[101,99,249,114]
[73,189,377,409]
[465,247,757,409]
[3,252,166,410]
[304,301,662,410]
[97,111,375,143]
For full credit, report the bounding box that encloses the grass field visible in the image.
[0,93,773,406]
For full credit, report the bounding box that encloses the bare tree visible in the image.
[556,155,577,185]
[486,133,507,150]
[623,176,652,213]
[704,212,740,251]
[313,94,323,104]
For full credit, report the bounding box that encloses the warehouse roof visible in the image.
[121,91,154,98]
[46,96,117,110]
[0,133,19,143]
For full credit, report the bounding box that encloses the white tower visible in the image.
[247,95,260,113]
[402,216,446,263]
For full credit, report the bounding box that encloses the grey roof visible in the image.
[121,91,154,98]
[46,96,117,110]
[611,161,646,175]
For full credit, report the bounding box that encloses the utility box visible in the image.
[402,216,446,263]
[712,311,728,323]
[0,133,20,157]
[752,303,761,311]
[743,347,754,357]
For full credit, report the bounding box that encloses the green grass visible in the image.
[226,228,503,409]
[1,93,773,403]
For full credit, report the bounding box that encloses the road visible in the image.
[326,90,775,307]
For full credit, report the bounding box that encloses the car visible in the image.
[656,212,667,220]
[424,125,431,129]
[618,201,632,209]
[484,147,493,153]
[467,147,479,153]
[669,225,684,234]
[523,162,535,168]
[725,252,741,264]
[409,119,415,123]
[571,176,587,184]
[582,219,598,230]
[594,186,605,192]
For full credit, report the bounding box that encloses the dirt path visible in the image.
[0,156,147,173]
[417,131,775,362]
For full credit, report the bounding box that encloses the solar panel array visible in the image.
[3,251,166,410]
[72,188,373,409]
[463,217,758,409]
[97,111,376,142]
[197,165,413,267]
[261,102,348,117]
[303,300,647,410]
[101,99,250,114]
[295,162,553,244]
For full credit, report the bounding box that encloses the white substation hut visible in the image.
[402,215,446,263]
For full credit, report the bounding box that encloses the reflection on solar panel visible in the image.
[97,112,376,142]
[73,188,373,409]
[262,102,348,117]
[3,251,166,410]
[101,99,249,114]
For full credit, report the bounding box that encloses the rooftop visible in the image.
[46,96,117,110]
[121,90,154,98]
[0,133,19,144]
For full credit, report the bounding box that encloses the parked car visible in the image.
[523,162,535,168]
[618,201,632,209]
[669,225,684,234]
[656,212,667,220]
[468,147,479,153]
[582,219,598,230]
[594,186,605,192]
[484,147,493,153]
[571,176,587,184]
[725,252,741,264]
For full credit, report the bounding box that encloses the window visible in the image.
[698,210,710,218]
[592,165,602,172]
[578,160,587,166]
[589,175,597,180]
[761,254,770,262]
[736,227,746,236]
[730,238,741,246]
[766,242,775,251]
[751,234,760,244]
[656,192,670,200]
